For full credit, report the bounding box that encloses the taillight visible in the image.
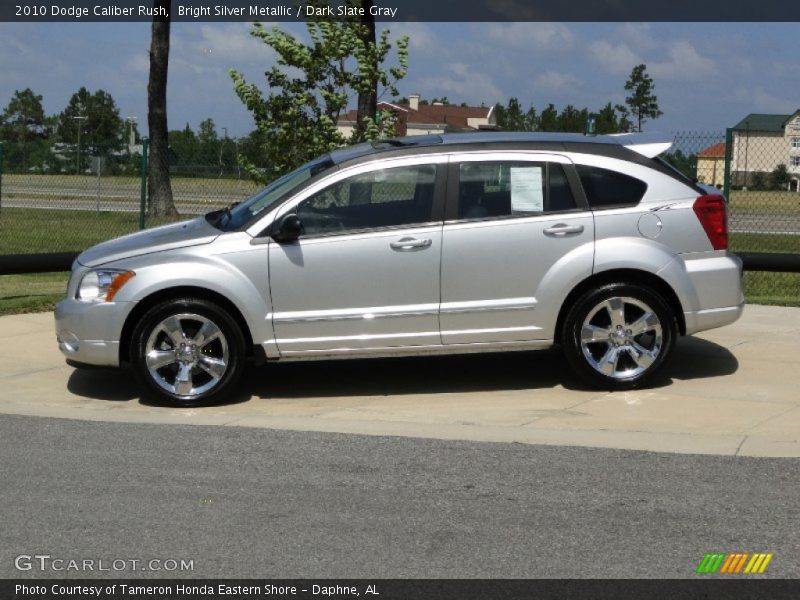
[693,195,728,250]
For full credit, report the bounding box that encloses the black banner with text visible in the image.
[5,579,800,600]
[3,0,800,22]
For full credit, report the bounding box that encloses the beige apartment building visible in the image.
[730,111,800,189]
[696,142,726,187]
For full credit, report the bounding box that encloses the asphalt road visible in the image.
[1,414,797,579]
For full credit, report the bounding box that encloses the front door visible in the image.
[268,159,445,354]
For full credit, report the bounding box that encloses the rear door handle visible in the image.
[390,237,433,251]
[543,224,585,237]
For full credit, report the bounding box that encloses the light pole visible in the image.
[743,121,750,190]
[73,114,87,175]
[126,115,137,149]
[219,127,229,176]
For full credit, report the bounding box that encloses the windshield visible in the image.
[210,155,335,231]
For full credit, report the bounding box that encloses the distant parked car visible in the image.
[55,132,743,405]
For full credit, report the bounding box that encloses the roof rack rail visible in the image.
[371,134,443,149]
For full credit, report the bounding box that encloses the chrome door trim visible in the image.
[440,296,538,314]
[271,302,440,323]
[440,325,543,339]
[275,329,442,347]
[270,296,538,324]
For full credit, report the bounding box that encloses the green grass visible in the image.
[743,272,800,307]
[0,272,67,316]
[0,207,178,254]
[730,232,800,253]
[3,173,259,203]
[729,190,800,215]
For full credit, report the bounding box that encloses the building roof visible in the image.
[339,101,493,133]
[732,113,793,132]
[697,142,726,158]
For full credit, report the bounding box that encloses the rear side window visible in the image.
[576,165,647,209]
[457,162,578,220]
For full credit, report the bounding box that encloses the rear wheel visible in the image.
[130,298,246,406]
[562,283,676,390]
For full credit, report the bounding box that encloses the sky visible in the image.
[1,21,798,138]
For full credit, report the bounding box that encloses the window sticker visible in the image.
[510,166,544,212]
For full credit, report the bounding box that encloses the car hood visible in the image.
[77,216,221,267]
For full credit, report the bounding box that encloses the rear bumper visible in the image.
[680,252,745,335]
[684,302,745,335]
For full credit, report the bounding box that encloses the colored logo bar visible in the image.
[696,552,773,574]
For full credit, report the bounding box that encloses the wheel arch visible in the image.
[553,268,686,345]
[119,286,260,365]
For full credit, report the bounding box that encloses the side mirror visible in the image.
[272,213,304,243]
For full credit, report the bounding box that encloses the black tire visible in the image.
[562,283,677,390]
[130,297,247,406]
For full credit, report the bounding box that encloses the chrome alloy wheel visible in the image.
[579,296,663,380]
[144,313,229,398]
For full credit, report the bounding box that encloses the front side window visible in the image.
[576,164,647,209]
[791,157,800,167]
[296,164,437,236]
[457,162,577,220]
[791,137,800,149]
[217,156,334,231]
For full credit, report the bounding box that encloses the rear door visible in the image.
[440,152,594,345]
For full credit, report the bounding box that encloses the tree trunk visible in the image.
[354,0,377,143]
[147,0,177,217]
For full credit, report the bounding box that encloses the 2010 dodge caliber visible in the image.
[55,132,744,405]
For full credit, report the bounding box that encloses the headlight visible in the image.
[77,269,135,302]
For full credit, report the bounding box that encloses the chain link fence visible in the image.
[671,131,799,305]
[0,140,259,255]
[1,133,799,307]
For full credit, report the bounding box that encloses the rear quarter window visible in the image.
[576,165,647,209]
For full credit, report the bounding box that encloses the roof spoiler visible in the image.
[606,132,674,158]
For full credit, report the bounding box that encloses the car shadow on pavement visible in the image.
[655,335,740,385]
[243,336,739,400]
[67,367,139,402]
[64,336,738,405]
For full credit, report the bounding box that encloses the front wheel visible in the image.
[130,298,247,406]
[562,283,677,390]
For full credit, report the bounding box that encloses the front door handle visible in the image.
[390,237,433,251]
[543,224,585,237]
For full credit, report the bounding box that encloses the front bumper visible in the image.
[54,298,136,367]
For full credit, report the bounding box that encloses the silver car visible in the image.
[55,132,744,405]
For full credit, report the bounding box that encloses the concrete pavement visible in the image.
[0,304,798,457]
